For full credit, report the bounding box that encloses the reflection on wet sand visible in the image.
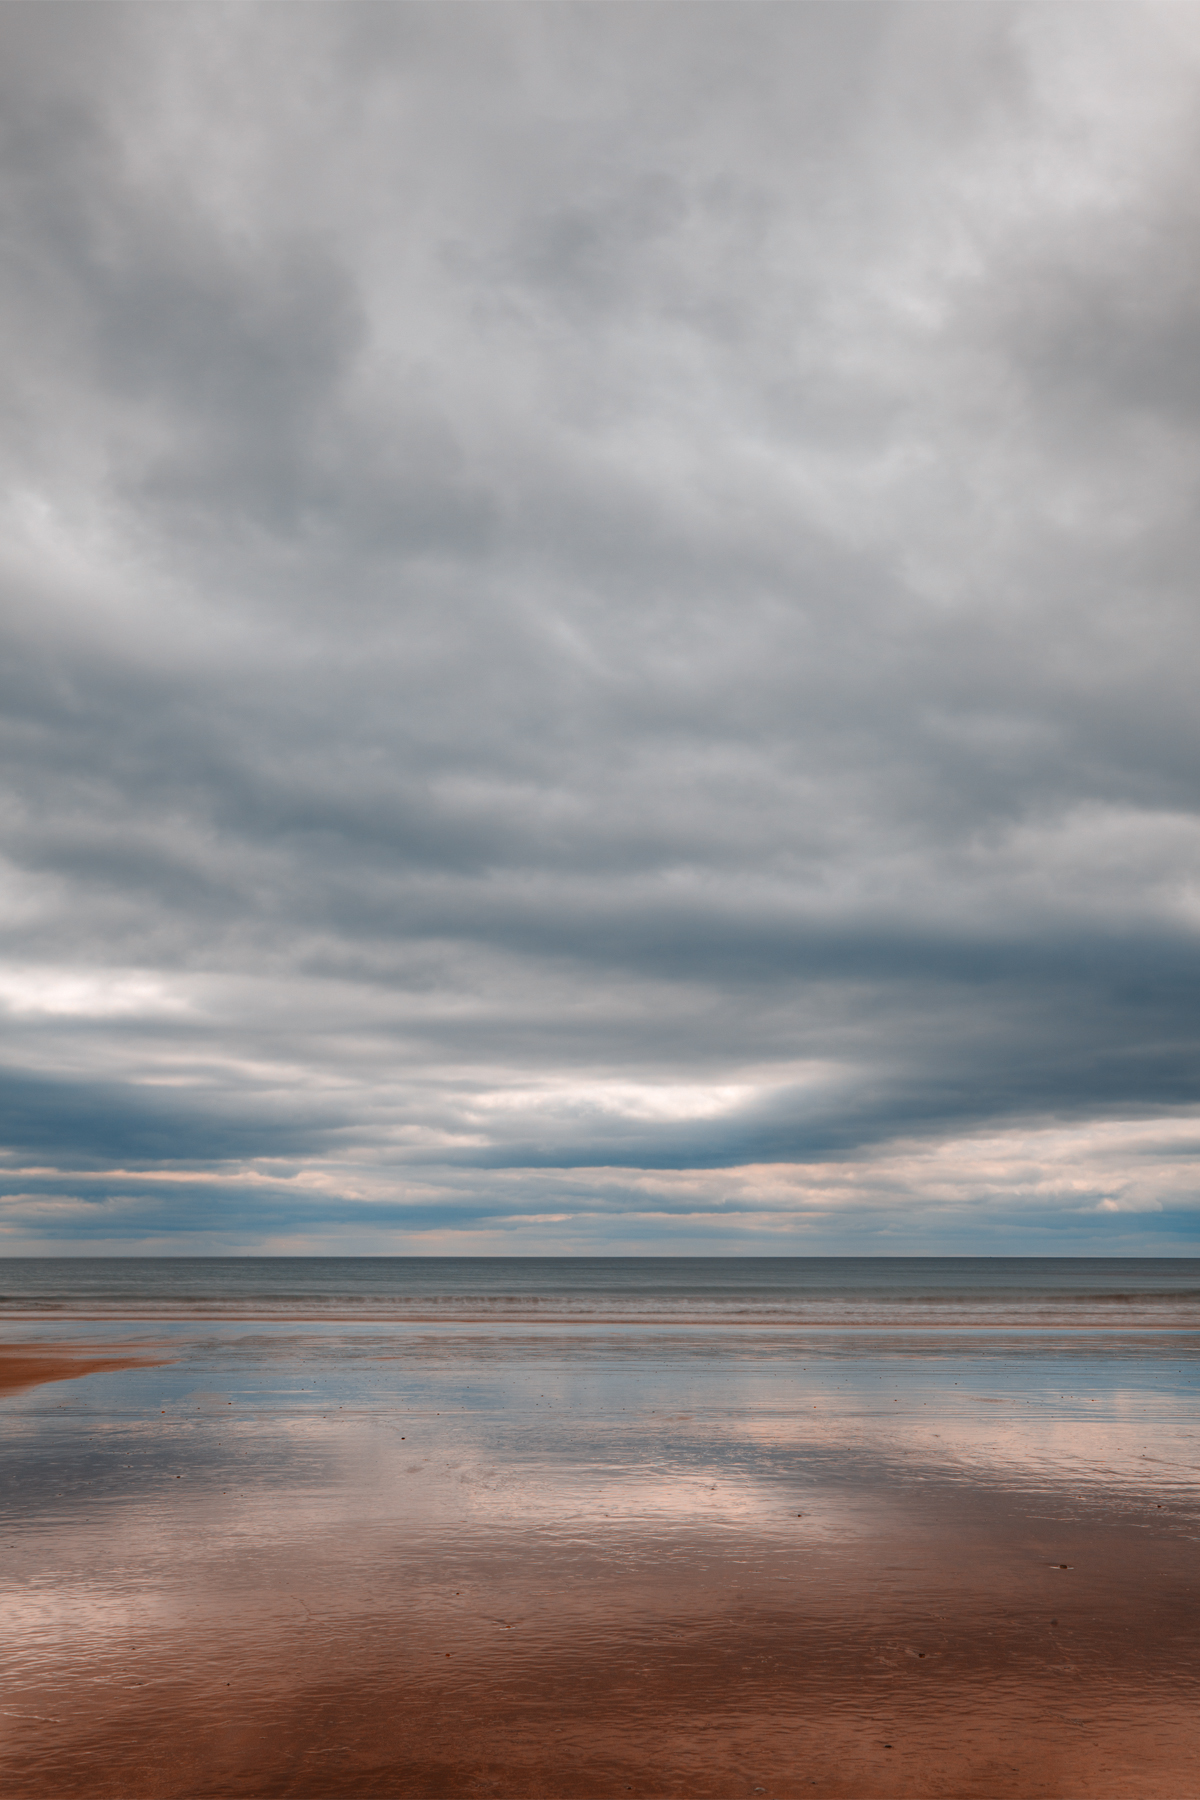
[2,1319,1198,1798]
[5,1513,1197,1798]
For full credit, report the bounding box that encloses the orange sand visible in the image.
[0,1343,171,1396]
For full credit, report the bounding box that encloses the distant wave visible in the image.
[2,1257,1197,1325]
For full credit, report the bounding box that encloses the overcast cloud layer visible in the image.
[2,2,1200,1254]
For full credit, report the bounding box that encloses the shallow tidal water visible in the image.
[1,1258,1199,1797]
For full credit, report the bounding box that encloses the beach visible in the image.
[2,1259,1198,1797]
[0,1346,170,1399]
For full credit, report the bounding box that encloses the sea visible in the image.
[2,1257,1198,1798]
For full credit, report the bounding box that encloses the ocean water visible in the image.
[3,1253,1199,1323]
[2,1258,1199,1798]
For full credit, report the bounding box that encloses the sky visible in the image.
[2,1,1199,1256]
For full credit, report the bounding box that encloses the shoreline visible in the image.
[2,1310,1199,1329]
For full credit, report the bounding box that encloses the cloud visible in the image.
[1,3,1199,1251]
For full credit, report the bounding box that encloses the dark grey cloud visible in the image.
[1,3,1199,1252]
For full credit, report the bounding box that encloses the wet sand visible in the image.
[2,1321,1197,1797]
[5,1500,1196,1798]
[0,1343,171,1397]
